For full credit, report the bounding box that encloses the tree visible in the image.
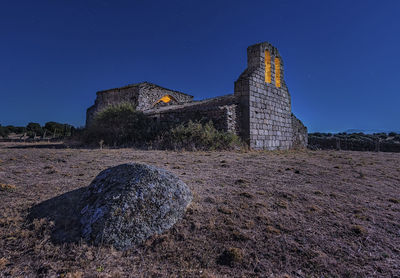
[44,121,74,137]
[0,125,10,138]
[44,121,64,137]
[5,125,25,134]
[26,122,43,137]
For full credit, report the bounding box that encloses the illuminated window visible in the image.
[153,94,176,106]
[275,57,281,87]
[264,50,271,83]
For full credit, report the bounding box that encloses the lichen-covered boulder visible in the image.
[79,163,192,250]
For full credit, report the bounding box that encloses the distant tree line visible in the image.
[0,122,75,139]
[308,132,400,152]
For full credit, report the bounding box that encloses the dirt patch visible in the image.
[0,142,399,277]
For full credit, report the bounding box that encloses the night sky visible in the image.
[1,0,399,132]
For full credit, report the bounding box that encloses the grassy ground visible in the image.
[0,142,399,277]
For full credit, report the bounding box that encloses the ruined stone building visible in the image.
[86,42,308,150]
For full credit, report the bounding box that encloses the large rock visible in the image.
[79,163,192,250]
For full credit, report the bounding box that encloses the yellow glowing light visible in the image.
[153,95,177,106]
[265,50,271,83]
[275,57,281,88]
[158,95,172,103]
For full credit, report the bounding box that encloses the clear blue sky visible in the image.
[1,0,399,132]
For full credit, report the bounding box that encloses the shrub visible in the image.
[85,103,156,147]
[217,247,244,266]
[155,120,243,151]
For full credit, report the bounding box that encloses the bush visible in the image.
[155,120,243,151]
[85,103,155,147]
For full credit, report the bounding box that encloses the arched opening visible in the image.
[265,50,271,83]
[153,94,177,107]
[275,57,281,88]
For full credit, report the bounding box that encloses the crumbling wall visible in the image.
[291,114,308,149]
[86,86,140,127]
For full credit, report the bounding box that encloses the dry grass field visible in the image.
[0,142,399,277]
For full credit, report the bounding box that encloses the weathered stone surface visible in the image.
[292,113,308,149]
[79,163,192,250]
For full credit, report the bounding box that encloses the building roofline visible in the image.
[96,81,194,98]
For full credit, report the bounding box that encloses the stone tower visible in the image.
[234,42,298,150]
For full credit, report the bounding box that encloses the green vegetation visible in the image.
[26,122,43,138]
[0,122,74,139]
[155,120,243,151]
[0,125,10,138]
[43,122,74,137]
[85,103,156,147]
[217,247,244,266]
[85,103,243,150]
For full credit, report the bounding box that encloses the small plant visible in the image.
[0,257,9,270]
[0,183,16,192]
[388,198,399,204]
[239,192,253,198]
[232,230,250,241]
[235,178,249,185]
[276,200,288,209]
[308,205,320,212]
[266,225,281,234]
[218,206,233,214]
[351,225,367,236]
[356,171,365,179]
[217,247,244,266]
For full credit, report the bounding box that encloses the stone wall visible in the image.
[234,42,294,150]
[136,82,193,111]
[292,114,308,149]
[145,95,240,134]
